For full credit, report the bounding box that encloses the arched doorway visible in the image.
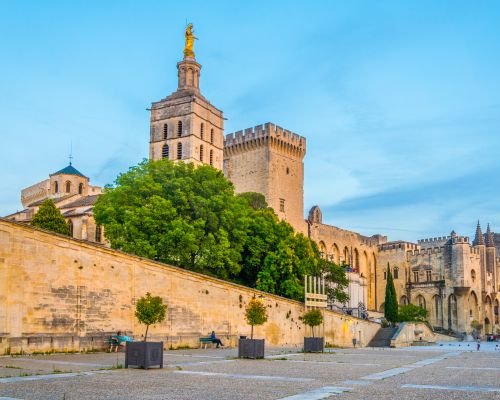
[484,296,493,334]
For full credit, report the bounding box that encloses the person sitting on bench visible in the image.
[115,331,133,346]
[210,331,224,348]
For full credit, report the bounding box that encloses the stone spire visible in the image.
[486,223,495,247]
[473,220,485,246]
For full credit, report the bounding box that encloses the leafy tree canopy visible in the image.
[94,159,348,303]
[398,304,428,322]
[135,292,167,341]
[300,309,323,337]
[245,298,268,339]
[31,198,70,236]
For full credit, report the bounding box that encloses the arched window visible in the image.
[78,183,83,195]
[200,144,204,162]
[162,144,169,159]
[400,295,409,305]
[95,225,102,243]
[210,128,214,144]
[209,149,213,166]
[54,181,59,193]
[177,142,182,160]
[416,295,426,310]
[393,267,399,279]
[163,123,168,139]
[68,220,73,237]
[177,121,183,137]
[200,123,204,140]
[471,269,476,283]
[65,181,71,193]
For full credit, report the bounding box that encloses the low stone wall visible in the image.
[0,219,380,354]
[390,322,458,348]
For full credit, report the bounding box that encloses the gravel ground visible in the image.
[0,343,499,399]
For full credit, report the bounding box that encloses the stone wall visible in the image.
[0,219,380,354]
[390,322,458,348]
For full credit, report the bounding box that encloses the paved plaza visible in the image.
[0,342,499,399]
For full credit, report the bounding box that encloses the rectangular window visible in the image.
[279,198,285,212]
[426,270,432,281]
[413,271,419,283]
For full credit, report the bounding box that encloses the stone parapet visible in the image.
[224,122,306,157]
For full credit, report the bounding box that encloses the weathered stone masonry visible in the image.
[0,219,379,353]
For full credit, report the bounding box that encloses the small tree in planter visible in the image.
[301,309,324,352]
[239,298,268,358]
[125,292,167,369]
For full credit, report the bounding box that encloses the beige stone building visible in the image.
[5,28,500,337]
[6,164,104,244]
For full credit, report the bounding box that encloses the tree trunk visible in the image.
[144,325,150,342]
[251,324,254,340]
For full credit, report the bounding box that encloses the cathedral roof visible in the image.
[60,195,100,209]
[486,223,495,247]
[50,164,87,178]
[473,221,485,246]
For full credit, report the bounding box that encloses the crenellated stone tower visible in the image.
[223,123,307,233]
[149,25,224,169]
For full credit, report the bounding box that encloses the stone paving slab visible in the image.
[1,345,499,399]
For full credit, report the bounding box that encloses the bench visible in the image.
[106,337,122,352]
[199,337,215,349]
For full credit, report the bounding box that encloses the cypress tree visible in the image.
[31,198,70,236]
[384,263,398,324]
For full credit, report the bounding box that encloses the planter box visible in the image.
[125,341,163,369]
[304,337,324,353]
[238,338,265,359]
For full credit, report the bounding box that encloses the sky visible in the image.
[1,1,499,242]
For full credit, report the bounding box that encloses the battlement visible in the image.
[408,247,444,256]
[379,241,418,252]
[418,236,450,244]
[224,122,306,154]
[451,236,469,244]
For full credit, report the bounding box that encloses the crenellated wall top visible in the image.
[224,122,306,151]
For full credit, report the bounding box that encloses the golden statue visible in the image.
[184,23,197,58]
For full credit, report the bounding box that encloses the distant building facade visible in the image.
[6,164,103,244]
[5,29,500,336]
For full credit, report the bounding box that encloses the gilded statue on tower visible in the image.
[184,23,197,59]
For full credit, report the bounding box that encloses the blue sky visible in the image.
[1,1,499,242]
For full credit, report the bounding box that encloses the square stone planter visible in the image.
[238,338,265,359]
[304,337,324,353]
[125,341,163,369]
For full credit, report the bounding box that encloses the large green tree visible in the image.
[384,263,398,324]
[94,159,349,302]
[31,199,70,236]
[94,159,251,279]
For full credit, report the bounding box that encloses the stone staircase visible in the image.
[368,327,398,347]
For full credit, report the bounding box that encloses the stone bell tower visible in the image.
[149,24,224,170]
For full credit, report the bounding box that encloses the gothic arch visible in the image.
[361,251,368,278]
[343,247,350,266]
[431,295,442,327]
[318,241,327,259]
[330,243,339,264]
[469,290,479,323]
[400,295,409,305]
[484,296,493,334]
[416,294,426,310]
[353,248,360,273]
